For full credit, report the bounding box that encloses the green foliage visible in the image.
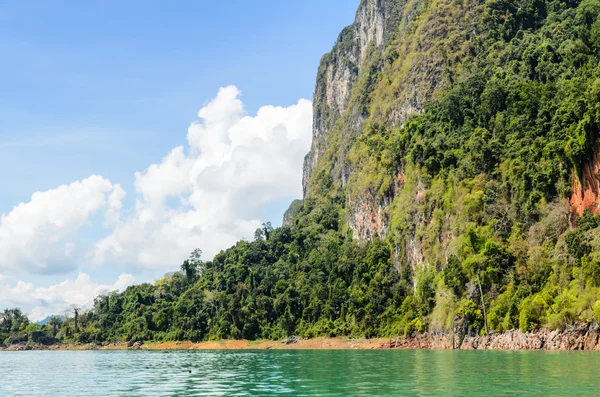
[566,229,591,262]
[519,293,550,332]
[457,300,484,332]
[578,209,600,231]
[0,309,29,344]
[2,205,412,343]
[442,256,467,296]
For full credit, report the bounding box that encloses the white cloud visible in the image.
[105,184,126,227]
[0,272,135,322]
[0,85,311,284]
[90,86,312,269]
[0,176,124,276]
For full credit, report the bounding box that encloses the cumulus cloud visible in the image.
[90,86,312,269]
[0,272,135,322]
[0,176,124,276]
[0,85,312,326]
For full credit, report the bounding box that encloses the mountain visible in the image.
[3,0,600,346]
[303,0,600,243]
[37,316,53,325]
[297,0,600,334]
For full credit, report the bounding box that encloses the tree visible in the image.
[48,316,63,337]
[181,249,204,284]
[262,222,273,240]
[67,305,81,334]
[190,248,203,263]
[255,222,274,241]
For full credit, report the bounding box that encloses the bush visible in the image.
[457,300,484,333]
[519,294,550,332]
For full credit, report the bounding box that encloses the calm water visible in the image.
[1,349,599,396]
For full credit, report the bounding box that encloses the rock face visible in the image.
[302,0,405,197]
[302,0,475,248]
[302,0,598,273]
[347,170,404,241]
[570,142,600,217]
[282,199,303,227]
[384,324,600,350]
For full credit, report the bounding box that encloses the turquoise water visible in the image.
[1,349,599,396]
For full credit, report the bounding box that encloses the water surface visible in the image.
[1,349,598,396]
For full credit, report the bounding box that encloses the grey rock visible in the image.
[282,336,300,345]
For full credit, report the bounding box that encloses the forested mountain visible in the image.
[3,0,600,346]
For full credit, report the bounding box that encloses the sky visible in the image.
[0,0,359,320]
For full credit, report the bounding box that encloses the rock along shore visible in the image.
[383,324,600,350]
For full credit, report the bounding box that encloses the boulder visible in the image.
[85,343,100,350]
[129,340,143,349]
[282,336,299,345]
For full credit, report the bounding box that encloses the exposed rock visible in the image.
[303,0,404,196]
[386,324,600,350]
[127,340,143,349]
[348,170,405,242]
[282,335,300,345]
[302,0,479,244]
[282,199,303,227]
[4,344,27,351]
[85,342,100,350]
[570,142,600,217]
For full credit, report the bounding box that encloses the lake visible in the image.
[1,349,599,396]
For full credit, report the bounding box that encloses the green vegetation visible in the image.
[3,0,600,346]
[1,216,412,344]
[2,205,599,346]
[306,0,600,338]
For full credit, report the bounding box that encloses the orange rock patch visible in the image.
[570,143,600,217]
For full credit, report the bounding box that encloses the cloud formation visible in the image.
[0,86,312,319]
[0,272,135,322]
[0,176,124,275]
[91,86,312,269]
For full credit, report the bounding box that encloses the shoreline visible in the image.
[0,337,387,351]
[3,325,600,351]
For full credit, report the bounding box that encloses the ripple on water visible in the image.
[1,349,599,396]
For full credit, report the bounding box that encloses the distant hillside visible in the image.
[37,316,52,325]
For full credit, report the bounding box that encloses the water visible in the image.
[0,349,599,396]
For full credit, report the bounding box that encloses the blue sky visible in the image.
[0,0,359,319]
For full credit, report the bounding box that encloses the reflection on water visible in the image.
[0,349,598,396]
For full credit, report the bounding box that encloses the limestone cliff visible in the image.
[282,199,303,227]
[302,0,480,258]
[302,0,407,197]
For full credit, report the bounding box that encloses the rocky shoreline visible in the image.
[383,324,600,351]
[0,341,131,351]
[3,325,600,351]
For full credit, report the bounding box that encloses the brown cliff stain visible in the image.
[570,142,600,217]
